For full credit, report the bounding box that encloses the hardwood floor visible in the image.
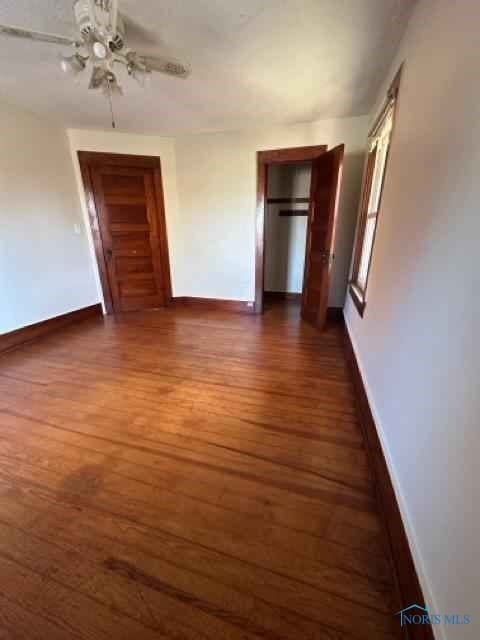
[0,300,401,639]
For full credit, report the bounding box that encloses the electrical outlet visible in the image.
[73,223,82,235]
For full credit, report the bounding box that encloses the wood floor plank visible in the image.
[0,302,401,639]
[0,552,168,640]
[0,591,81,640]
[0,519,259,640]
[0,394,374,510]
[0,405,379,542]
[0,371,366,468]
[0,389,371,494]
[0,409,384,550]
[0,513,350,640]
[0,411,383,543]
[0,447,391,602]
[0,473,397,640]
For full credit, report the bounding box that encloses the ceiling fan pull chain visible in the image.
[106,75,116,129]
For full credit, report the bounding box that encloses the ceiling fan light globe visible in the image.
[60,58,70,74]
[132,67,152,89]
[60,53,86,77]
[143,69,152,91]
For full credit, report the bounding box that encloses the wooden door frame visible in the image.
[255,145,327,314]
[78,151,173,314]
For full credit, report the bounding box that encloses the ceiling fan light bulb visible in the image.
[144,69,152,90]
[60,58,71,74]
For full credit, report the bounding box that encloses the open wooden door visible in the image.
[301,144,344,329]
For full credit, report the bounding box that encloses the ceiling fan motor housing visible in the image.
[73,0,125,50]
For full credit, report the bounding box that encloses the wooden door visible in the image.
[79,153,172,314]
[301,144,344,329]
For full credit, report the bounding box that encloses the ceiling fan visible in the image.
[0,0,190,127]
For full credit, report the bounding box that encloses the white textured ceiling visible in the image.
[0,0,416,134]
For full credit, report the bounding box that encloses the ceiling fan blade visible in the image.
[0,24,77,47]
[87,0,98,33]
[87,0,118,37]
[108,0,119,36]
[139,55,190,79]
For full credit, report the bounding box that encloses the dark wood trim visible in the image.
[255,159,268,315]
[369,64,403,138]
[267,197,310,205]
[258,146,326,165]
[344,324,434,640]
[151,159,173,305]
[279,210,308,217]
[349,147,377,302]
[78,155,114,314]
[326,307,344,324]
[172,297,254,314]
[348,283,366,317]
[76,152,161,169]
[264,291,302,302]
[264,294,343,323]
[77,151,173,314]
[255,145,327,315]
[0,304,102,355]
[349,66,403,317]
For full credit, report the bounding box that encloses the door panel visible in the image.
[107,205,149,225]
[110,231,152,255]
[100,173,146,197]
[89,164,168,313]
[301,144,344,329]
[115,256,154,275]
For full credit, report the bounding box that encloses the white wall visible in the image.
[0,103,98,334]
[174,116,369,304]
[67,128,182,306]
[344,1,480,637]
[265,164,311,293]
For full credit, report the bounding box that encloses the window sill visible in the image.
[349,283,366,317]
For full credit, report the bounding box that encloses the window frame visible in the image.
[349,67,402,316]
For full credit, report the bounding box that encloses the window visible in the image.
[349,69,401,316]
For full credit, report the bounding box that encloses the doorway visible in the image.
[78,152,172,314]
[263,161,312,305]
[255,145,344,329]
